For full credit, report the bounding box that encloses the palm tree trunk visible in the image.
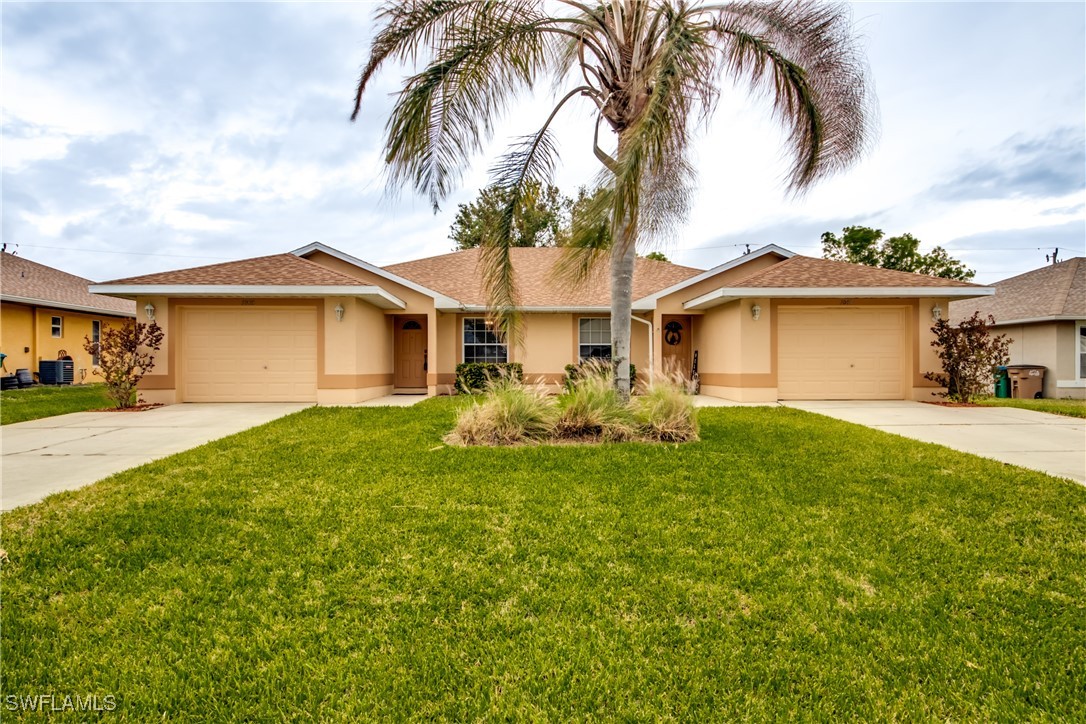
[610,225,637,401]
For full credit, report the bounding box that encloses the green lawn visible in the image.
[3,399,1084,720]
[0,384,112,425]
[975,396,1086,419]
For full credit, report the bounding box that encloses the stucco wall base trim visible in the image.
[699,385,778,403]
[910,387,947,401]
[139,389,179,405]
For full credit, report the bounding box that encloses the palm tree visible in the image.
[352,0,875,399]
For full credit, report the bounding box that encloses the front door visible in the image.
[661,315,692,379]
[394,316,427,389]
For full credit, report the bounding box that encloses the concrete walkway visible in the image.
[1,403,309,511]
[783,400,1085,484]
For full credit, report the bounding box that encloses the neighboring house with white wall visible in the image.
[951,257,1085,399]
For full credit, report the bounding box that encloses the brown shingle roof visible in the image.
[728,255,983,288]
[1,252,135,316]
[383,247,704,307]
[950,257,1085,323]
[100,253,369,287]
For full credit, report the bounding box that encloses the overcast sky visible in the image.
[2,1,1084,285]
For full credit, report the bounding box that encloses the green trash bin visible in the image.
[995,366,1010,398]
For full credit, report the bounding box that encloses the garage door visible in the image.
[181,307,317,402]
[778,307,906,400]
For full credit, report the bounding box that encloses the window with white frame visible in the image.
[92,320,102,366]
[1078,323,1085,379]
[578,317,611,360]
[463,317,507,363]
[51,316,63,338]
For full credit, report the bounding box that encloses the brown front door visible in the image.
[394,316,427,389]
[661,315,692,378]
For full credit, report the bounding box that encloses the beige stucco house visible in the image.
[950,257,1085,399]
[89,243,992,405]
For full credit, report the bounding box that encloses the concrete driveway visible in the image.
[783,400,1085,484]
[1,403,309,511]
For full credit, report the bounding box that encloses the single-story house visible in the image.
[1,252,136,381]
[89,243,992,404]
[950,257,1085,399]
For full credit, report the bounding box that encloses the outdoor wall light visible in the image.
[751,303,761,321]
[334,303,345,322]
[931,304,943,322]
[144,302,155,321]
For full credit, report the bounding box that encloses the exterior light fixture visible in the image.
[931,304,943,322]
[751,303,761,321]
[144,302,155,321]
[334,303,345,322]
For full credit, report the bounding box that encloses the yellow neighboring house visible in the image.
[1,251,136,383]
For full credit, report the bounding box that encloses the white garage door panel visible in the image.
[778,307,906,400]
[181,308,317,402]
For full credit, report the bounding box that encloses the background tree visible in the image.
[353,0,875,398]
[923,313,1010,402]
[84,320,164,409]
[822,226,975,280]
[450,180,571,250]
[641,251,670,262]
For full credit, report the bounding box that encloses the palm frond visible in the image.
[479,127,563,342]
[552,181,614,288]
[352,1,478,121]
[379,1,554,210]
[608,3,710,251]
[707,0,876,191]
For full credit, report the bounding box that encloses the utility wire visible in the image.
[2,243,234,261]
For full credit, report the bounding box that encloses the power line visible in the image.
[3,243,233,261]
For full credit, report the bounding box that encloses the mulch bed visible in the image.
[920,400,981,408]
[89,403,164,413]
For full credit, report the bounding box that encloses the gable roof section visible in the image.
[949,257,1085,325]
[684,255,992,310]
[1,252,135,316]
[292,242,461,308]
[631,244,793,309]
[384,247,703,309]
[90,253,406,309]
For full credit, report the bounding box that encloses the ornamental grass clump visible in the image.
[635,375,699,442]
[446,375,553,446]
[447,360,699,446]
[554,361,637,442]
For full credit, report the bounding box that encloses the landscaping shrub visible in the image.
[447,375,553,445]
[83,320,164,409]
[564,360,636,391]
[454,362,524,394]
[635,376,699,442]
[554,361,637,441]
[448,361,699,446]
[923,312,1010,402]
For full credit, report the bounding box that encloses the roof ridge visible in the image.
[3,251,96,285]
[384,245,705,275]
[1050,257,1080,316]
[100,252,294,285]
[725,254,801,286]
[728,254,981,288]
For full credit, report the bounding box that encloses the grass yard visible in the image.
[2,399,1084,720]
[975,396,1086,419]
[0,384,112,425]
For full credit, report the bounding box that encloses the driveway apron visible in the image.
[782,400,1085,485]
[1,403,309,510]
